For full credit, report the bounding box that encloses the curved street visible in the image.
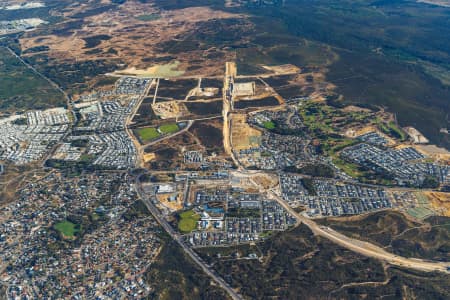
[135,175,243,300]
[264,187,450,274]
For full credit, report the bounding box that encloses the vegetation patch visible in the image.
[136,13,161,22]
[82,35,112,49]
[317,211,450,262]
[25,54,123,95]
[196,224,388,299]
[381,121,407,141]
[285,163,335,178]
[137,127,160,142]
[332,157,364,179]
[0,47,65,111]
[227,208,261,218]
[300,178,316,196]
[144,233,230,299]
[159,123,179,134]
[54,220,81,239]
[123,200,150,221]
[263,121,276,130]
[177,209,200,233]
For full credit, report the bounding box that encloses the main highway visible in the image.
[264,187,450,274]
[135,175,243,300]
[216,59,450,275]
[243,170,449,274]
[131,61,448,300]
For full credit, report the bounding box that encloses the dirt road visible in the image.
[223,62,241,168]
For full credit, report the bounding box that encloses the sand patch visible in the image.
[231,113,262,151]
[425,192,450,217]
[143,152,156,162]
[112,61,185,78]
[156,192,183,211]
[414,145,450,162]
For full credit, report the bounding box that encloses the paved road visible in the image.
[229,149,450,274]
[265,188,450,274]
[135,175,243,300]
[4,47,80,167]
[125,79,155,167]
[5,47,72,106]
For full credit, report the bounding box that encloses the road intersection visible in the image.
[132,61,449,300]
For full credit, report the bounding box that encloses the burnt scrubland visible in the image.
[196,224,450,299]
[185,101,223,116]
[144,232,231,300]
[153,0,450,149]
[234,97,279,109]
[156,79,198,100]
[189,120,225,154]
[317,211,450,262]
[6,0,448,149]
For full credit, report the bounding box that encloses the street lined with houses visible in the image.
[1,61,449,300]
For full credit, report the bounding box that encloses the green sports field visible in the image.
[178,210,200,233]
[159,123,179,134]
[137,127,160,142]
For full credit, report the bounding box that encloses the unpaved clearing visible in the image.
[156,193,184,211]
[425,192,450,217]
[261,64,300,74]
[143,153,156,162]
[344,125,396,146]
[251,173,279,189]
[20,2,245,76]
[231,113,261,151]
[342,105,372,113]
[111,61,185,78]
[414,144,450,161]
[152,101,187,119]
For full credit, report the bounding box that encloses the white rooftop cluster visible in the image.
[0,108,70,165]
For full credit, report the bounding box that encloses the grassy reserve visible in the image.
[137,127,160,142]
[54,220,81,238]
[178,209,200,233]
[263,121,276,130]
[159,123,179,134]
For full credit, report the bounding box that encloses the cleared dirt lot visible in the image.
[425,192,450,217]
[231,113,261,151]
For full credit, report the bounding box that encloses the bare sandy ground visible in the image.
[20,1,245,77]
[425,191,450,217]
